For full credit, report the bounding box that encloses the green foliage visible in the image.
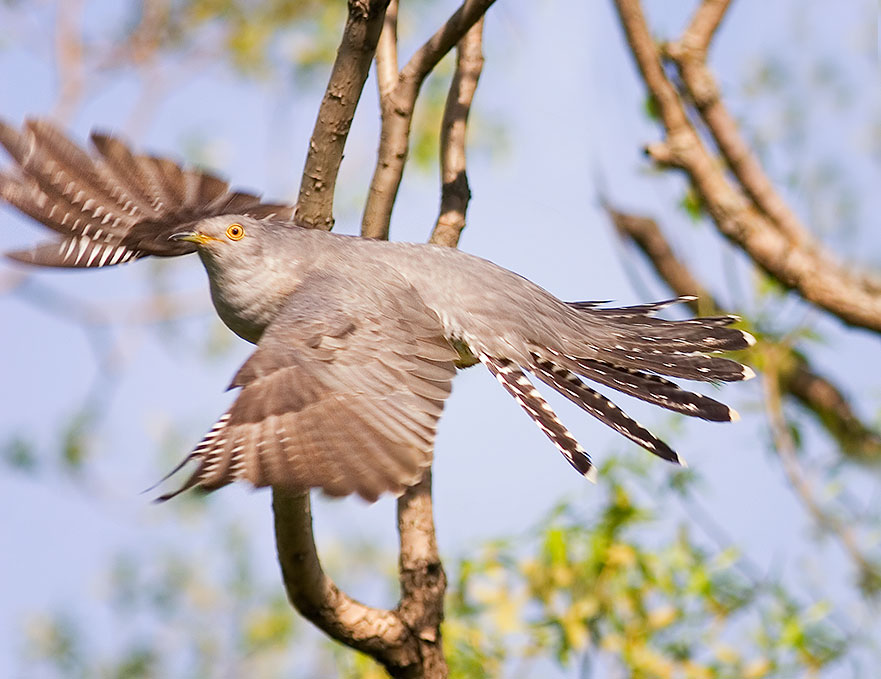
[445,456,848,678]
[158,0,343,77]
[678,185,704,223]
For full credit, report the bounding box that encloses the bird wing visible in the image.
[0,118,294,267]
[159,270,458,502]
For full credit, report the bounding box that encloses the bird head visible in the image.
[170,215,277,270]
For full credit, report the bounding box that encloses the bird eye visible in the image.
[226,223,245,241]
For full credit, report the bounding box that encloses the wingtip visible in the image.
[728,406,741,422]
[742,330,757,347]
[741,365,757,381]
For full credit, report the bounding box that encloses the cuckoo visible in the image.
[0,119,755,502]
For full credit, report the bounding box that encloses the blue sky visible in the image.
[1,1,878,675]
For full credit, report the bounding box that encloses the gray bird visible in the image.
[1,119,754,502]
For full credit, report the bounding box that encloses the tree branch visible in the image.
[395,472,447,677]
[606,202,881,463]
[375,0,399,98]
[680,0,731,55]
[761,370,881,593]
[361,0,495,239]
[667,1,805,245]
[430,17,484,248]
[295,0,391,231]
[274,1,438,673]
[273,489,419,669]
[612,0,881,334]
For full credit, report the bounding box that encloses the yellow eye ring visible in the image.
[226,223,245,241]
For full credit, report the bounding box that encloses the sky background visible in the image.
[0,1,879,676]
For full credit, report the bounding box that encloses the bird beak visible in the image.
[170,231,222,245]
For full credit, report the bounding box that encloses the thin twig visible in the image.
[762,365,881,591]
[52,0,86,122]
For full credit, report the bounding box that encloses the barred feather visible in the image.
[480,354,595,479]
[567,356,738,422]
[1,118,295,268]
[529,357,682,464]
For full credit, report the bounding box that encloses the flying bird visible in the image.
[0,119,754,502]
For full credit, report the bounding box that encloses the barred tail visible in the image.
[566,297,755,383]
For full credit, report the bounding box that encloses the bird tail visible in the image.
[482,298,754,474]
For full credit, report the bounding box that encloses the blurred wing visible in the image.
[159,270,458,502]
[0,118,295,267]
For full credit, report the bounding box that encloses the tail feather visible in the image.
[557,299,755,382]
[480,354,595,479]
[565,356,738,422]
[529,358,682,465]
[583,349,752,383]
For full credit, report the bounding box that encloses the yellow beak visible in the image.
[170,231,222,245]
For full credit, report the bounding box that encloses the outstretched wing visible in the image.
[0,118,295,267]
[159,270,458,503]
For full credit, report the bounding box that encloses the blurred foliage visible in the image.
[444,457,850,678]
[156,0,344,78]
[17,456,860,678]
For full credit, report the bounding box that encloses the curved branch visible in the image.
[296,0,391,231]
[612,0,881,334]
[273,490,423,674]
[361,0,495,239]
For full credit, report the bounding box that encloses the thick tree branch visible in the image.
[606,203,881,463]
[612,0,881,334]
[395,472,447,677]
[275,1,435,673]
[273,489,419,670]
[296,0,391,231]
[361,0,495,239]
